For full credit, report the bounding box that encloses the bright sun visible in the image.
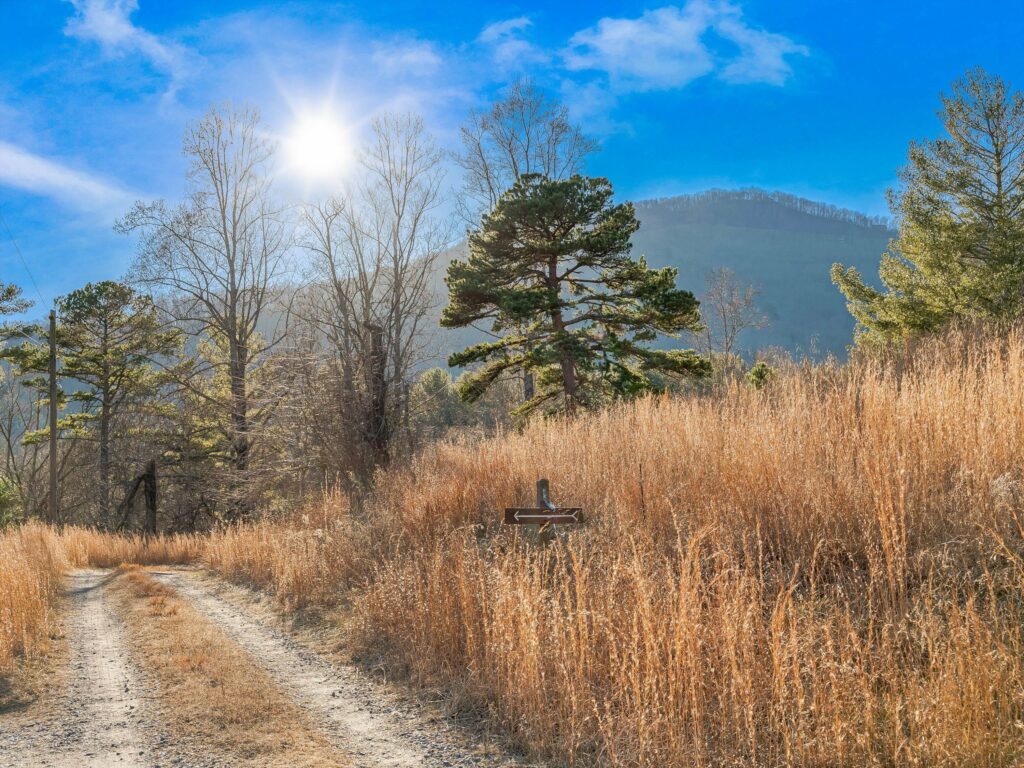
[285,110,352,184]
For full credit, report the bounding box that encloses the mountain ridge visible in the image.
[426,187,895,366]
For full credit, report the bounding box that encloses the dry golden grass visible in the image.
[207,326,1024,767]
[59,528,204,568]
[205,494,368,610]
[7,324,1024,765]
[0,523,66,675]
[112,567,347,767]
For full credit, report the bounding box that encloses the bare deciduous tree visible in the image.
[299,113,447,472]
[0,362,47,519]
[117,105,290,514]
[454,77,598,223]
[698,268,769,375]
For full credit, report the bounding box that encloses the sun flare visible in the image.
[284,110,352,184]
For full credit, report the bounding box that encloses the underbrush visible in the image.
[60,528,204,568]
[206,325,1024,766]
[205,496,368,610]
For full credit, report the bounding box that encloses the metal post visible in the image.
[47,309,58,525]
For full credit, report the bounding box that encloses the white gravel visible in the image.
[0,570,149,768]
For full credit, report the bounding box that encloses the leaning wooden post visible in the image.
[536,478,555,546]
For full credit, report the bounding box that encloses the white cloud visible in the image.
[479,17,532,44]
[715,13,809,85]
[478,16,549,70]
[371,40,444,78]
[565,4,717,91]
[64,0,189,95]
[564,1,807,92]
[0,141,131,212]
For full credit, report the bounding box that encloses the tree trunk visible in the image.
[143,460,157,536]
[99,396,111,522]
[363,322,390,467]
[547,257,578,413]
[99,321,111,522]
[228,338,249,473]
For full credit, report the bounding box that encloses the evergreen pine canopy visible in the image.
[832,68,1024,344]
[2,281,182,518]
[442,173,709,415]
[0,283,30,317]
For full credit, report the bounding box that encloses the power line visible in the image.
[0,204,46,306]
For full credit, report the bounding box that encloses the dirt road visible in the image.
[0,569,528,768]
[0,570,151,768]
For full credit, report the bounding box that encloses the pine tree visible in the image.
[4,281,181,522]
[442,174,709,416]
[0,282,32,343]
[832,68,1024,344]
[0,283,30,316]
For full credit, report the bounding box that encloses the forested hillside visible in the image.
[431,188,894,364]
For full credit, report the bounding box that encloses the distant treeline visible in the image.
[636,188,893,231]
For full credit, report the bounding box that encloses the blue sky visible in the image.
[1,0,1022,316]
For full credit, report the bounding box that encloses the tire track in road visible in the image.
[1,570,149,768]
[150,570,529,768]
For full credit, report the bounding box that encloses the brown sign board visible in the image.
[504,507,583,525]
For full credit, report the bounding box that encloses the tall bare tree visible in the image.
[455,79,598,402]
[300,113,447,471]
[455,78,598,222]
[117,105,290,514]
[697,268,769,376]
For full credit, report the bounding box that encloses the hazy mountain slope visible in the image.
[426,188,894,366]
[632,190,893,357]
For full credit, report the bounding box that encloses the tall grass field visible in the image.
[6,326,1024,765]
[208,327,1024,766]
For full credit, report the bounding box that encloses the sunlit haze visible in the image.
[283,109,354,185]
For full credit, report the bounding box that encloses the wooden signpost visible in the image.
[504,479,583,527]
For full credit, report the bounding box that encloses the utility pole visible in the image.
[48,309,58,525]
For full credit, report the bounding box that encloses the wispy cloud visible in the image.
[715,11,810,85]
[564,1,808,92]
[478,16,549,71]
[64,0,190,97]
[558,79,629,136]
[371,39,444,78]
[479,17,532,44]
[0,140,131,213]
